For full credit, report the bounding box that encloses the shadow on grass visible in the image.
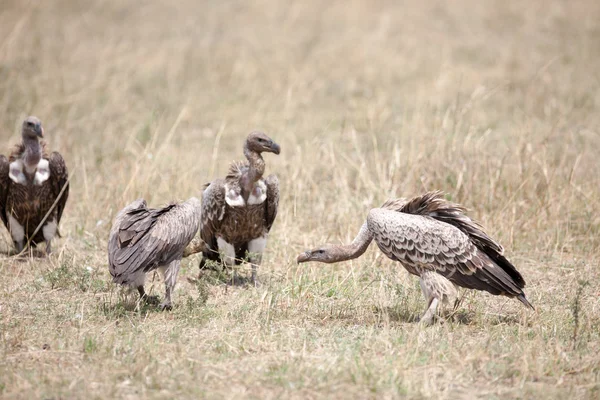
[487,313,523,326]
[376,306,421,324]
[100,295,165,319]
[0,247,47,259]
[374,306,478,325]
[191,267,256,288]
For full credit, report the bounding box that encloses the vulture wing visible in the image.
[397,191,525,287]
[0,155,9,229]
[199,179,226,255]
[108,198,201,284]
[108,199,147,277]
[368,209,533,308]
[48,151,69,224]
[264,174,279,231]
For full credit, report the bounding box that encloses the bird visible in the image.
[108,197,201,310]
[0,116,69,255]
[199,131,280,284]
[297,191,534,325]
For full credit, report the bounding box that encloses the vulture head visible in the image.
[246,131,281,155]
[297,246,340,264]
[22,116,44,139]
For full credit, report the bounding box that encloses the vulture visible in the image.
[297,191,534,325]
[108,197,201,310]
[0,116,69,255]
[199,131,280,284]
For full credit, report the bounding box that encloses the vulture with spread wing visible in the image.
[108,197,201,310]
[199,131,280,284]
[0,116,69,255]
[297,191,534,324]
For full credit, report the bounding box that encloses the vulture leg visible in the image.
[136,276,159,305]
[247,237,267,286]
[418,271,458,325]
[8,215,25,254]
[158,259,181,311]
[453,291,464,312]
[42,217,58,255]
[250,262,259,286]
[216,237,236,267]
[420,298,439,326]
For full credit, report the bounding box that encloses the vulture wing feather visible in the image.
[48,151,69,225]
[0,155,9,229]
[264,174,279,231]
[393,191,526,287]
[108,198,201,285]
[200,179,226,254]
[369,209,530,303]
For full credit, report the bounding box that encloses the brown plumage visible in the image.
[297,191,533,324]
[0,116,69,255]
[199,131,280,284]
[108,197,201,310]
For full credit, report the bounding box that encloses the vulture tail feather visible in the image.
[517,294,535,310]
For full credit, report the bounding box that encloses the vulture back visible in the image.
[382,191,526,288]
[108,197,201,285]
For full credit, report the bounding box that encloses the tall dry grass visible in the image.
[0,0,599,398]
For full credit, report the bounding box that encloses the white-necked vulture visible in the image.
[199,131,280,284]
[0,116,69,255]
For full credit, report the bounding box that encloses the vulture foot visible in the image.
[158,301,172,311]
[453,296,463,312]
[250,274,261,287]
[250,263,260,287]
[419,298,440,327]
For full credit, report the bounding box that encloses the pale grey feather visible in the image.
[108,197,201,309]
[298,191,534,324]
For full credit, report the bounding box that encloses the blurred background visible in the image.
[1,0,598,256]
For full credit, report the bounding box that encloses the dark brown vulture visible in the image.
[0,116,69,255]
[199,131,280,284]
[108,197,201,310]
[297,191,534,324]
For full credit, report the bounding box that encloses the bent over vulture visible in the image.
[0,116,69,255]
[199,131,280,284]
[108,197,201,310]
[297,191,534,324]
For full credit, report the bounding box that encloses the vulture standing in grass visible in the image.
[108,197,201,310]
[297,191,534,325]
[199,131,280,284]
[0,116,69,255]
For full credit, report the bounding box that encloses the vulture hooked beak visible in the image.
[24,117,44,138]
[297,251,311,264]
[269,141,281,155]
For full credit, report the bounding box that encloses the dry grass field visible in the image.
[1,0,599,398]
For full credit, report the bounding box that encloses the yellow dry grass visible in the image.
[1,0,599,398]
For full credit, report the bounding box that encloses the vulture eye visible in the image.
[316,249,325,254]
[26,121,34,127]
[258,138,266,143]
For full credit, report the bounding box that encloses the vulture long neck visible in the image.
[325,223,374,262]
[23,136,42,168]
[241,145,265,195]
